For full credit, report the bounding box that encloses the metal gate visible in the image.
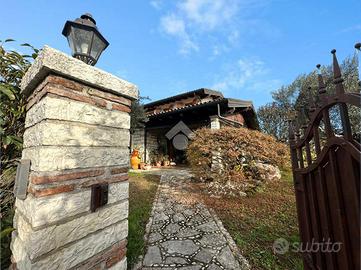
[288,49,360,269]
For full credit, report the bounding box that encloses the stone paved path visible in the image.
[137,170,249,270]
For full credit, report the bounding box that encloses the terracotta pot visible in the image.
[163,160,170,167]
[130,156,140,170]
[130,150,141,170]
[156,161,162,168]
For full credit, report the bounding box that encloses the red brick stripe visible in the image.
[88,88,131,106]
[110,167,129,175]
[47,85,108,108]
[26,74,132,113]
[28,184,75,197]
[71,239,127,270]
[47,75,83,92]
[31,169,105,184]
[111,103,131,113]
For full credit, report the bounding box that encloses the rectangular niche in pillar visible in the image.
[91,184,109,212]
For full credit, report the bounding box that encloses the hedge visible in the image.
[186,127,289,192]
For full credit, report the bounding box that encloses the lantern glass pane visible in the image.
[90,34,106,60]
[66,29,76,54]
[69,26,93,55]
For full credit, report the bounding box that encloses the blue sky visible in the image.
[1,0,360,107]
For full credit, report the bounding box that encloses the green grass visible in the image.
[199,167,303,270]
[127,173,160,269]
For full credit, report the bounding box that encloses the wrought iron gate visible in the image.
[289,49,360,269]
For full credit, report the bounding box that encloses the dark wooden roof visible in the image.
[143,88,259,129]
[144,88,223,108]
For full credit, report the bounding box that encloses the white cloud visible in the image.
[178,0,239,31]
[157,0,241,55]
[211,44,229,58]
[160,13,199,54]
[150,0,162,10]
[228,30,240,45]
[212,58,281,93]
[155,0,275,55]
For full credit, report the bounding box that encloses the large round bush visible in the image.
[186,127,289,195]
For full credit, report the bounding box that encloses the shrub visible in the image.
[186,127,289,194]
[0,40,38,269]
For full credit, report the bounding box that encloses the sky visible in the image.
[1,0,360,108]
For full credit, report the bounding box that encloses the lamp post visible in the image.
[62,13,109,66]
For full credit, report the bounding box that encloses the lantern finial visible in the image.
[62,13,109,66]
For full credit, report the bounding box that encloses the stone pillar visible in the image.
[209,116,222,172]
[10,46,138,270]
[210,115,221,129]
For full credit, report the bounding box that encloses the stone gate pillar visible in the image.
[10,46,138,270]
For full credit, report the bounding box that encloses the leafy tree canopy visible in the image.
[1,39,38,170]
[130,96,149,133]
[257,54,360,141]
[0,39,38,269]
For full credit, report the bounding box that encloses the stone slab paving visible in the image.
[137,170,250,270]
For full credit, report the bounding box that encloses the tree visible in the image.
[1,40,39,171]
[257,54,360,141]
[0,40,38,269]
[257,102,290,142]
[130,96,149,133]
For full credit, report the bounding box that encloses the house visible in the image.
[131,88,258,164]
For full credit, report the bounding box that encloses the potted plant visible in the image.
[163,155,170,166]
[149,151,161,168]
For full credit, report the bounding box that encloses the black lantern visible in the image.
[62,13,109,66]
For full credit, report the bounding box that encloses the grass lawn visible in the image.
[127,172,160,270]
[196,168,303,270]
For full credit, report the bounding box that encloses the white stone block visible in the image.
[11,235,32,270]
[12,220,128,270]
[16,200,128,259]
[24,120,129,148]
[21,46,138,100]
[25,95,130,129]
[22,146,129,172]
[108,182,129,204]
[15,190,91,228]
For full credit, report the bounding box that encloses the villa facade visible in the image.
[131,88,258,164]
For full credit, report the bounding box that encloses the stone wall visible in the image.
[11,46,138,270]
[145,130,158,163]
[130,129,158,163]
[131,128,145,160]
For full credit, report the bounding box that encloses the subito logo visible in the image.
[273,238,289,255]
[165,121,195,150]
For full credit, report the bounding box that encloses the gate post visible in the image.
[10,46,138,270]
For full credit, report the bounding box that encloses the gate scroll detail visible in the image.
[288,48,360,270]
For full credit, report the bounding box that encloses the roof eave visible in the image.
[144,88,223,108]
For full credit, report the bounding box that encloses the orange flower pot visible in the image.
[130,150,141,170]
